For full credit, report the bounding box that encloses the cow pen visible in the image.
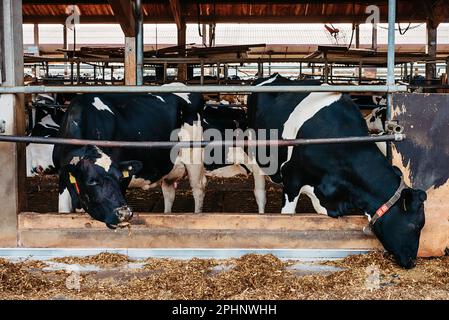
[1,0,449,300]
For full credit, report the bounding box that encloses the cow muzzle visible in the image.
[114,205,133,227]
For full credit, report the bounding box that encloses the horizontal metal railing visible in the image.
[0,84,408,94]
[0,134,405,148]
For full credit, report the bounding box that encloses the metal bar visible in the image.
[0,248,372,261]
[0,134,405,149]
[135,0,143,86]
[0,85,407,94]
[386,0,396,120]
[386,0,396,162]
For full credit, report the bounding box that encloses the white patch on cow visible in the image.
[256,74,279,86]
[365,107,385,133]
[94,148,112,172]
[281,92,342,167]
[299,185,327,215]
[38,114,59,129]
[177,114,203,165]
[376,142,387,156]
[251,164,267,214]
[70,156,80,165]
[92,97,114,114]
[206,165,247,178]
[58,188,73,213]
[129,177,157,190]
[162,83,191,103]
[37,94,55,103]
[26,143,55,177]
[153,95,165,103]
[281,193,300,214]
[31,108,36,128]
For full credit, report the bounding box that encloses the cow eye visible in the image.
[86,179,99,186]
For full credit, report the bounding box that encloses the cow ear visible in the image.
[59,164,81,200]
[417,190,427,202]
[392,166,403,177]
[119,160,143,178]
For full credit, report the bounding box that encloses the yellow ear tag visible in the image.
[122,170,129,178]
[69,173,76,184]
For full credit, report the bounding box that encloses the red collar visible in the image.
[368,178,407,227]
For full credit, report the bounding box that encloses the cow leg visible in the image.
[281,188,300,214]
[161,180,176,213]
[281,171,301,214]
[185,164,206,213]
[248,164,266,214]
[58,187,73,213]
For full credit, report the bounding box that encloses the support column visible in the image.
[0,0,25,246]
[135,0,143,86]
[446,57,449,84]
[425,20,437,80]
[355,23,360,48]
[372,21,378,51]
[33,24,39,51]
[177,22,187,82]
[63,24,68,79]
[124,37,137,85]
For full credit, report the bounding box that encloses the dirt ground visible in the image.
[0,252,448,300]
[26,175,317,213]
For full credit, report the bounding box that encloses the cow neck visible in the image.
[355,172,402,219]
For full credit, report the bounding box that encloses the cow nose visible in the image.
[114,205,133,222]
[402,257,417,269]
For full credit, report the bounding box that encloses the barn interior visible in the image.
[0,1,448,254]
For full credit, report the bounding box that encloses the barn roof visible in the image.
[22,1,449,25]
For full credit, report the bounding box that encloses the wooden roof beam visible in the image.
[169,0,184,30]
[107,0,136,37]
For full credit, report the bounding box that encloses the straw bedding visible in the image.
[0,252,448,300]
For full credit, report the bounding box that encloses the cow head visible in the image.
[62,146,142,229]
[370,169,427,269]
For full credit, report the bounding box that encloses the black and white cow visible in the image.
[53,89,206,229]
[26,94,66,176]
[246,73,427,268]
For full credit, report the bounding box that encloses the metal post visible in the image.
[76,62,80,84]
[358,61,363,84]
[216,62,220,84]
[386,0,396,120]
[111,66,114,85]
[70,62,74,84]
[386,0,396,161]
[0,0,26,246]
[135,0,143,85]
[200,60,204,85]
[372,20,378,52]
[446,57,449,84]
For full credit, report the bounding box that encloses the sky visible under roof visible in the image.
[23,23,449,46]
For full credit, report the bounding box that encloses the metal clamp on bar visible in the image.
[394,133,406,141]
[385,121,404,134]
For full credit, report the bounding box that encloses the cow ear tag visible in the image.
[122,170,129,178]
[69,173,76,184]
[363,225,374,236]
